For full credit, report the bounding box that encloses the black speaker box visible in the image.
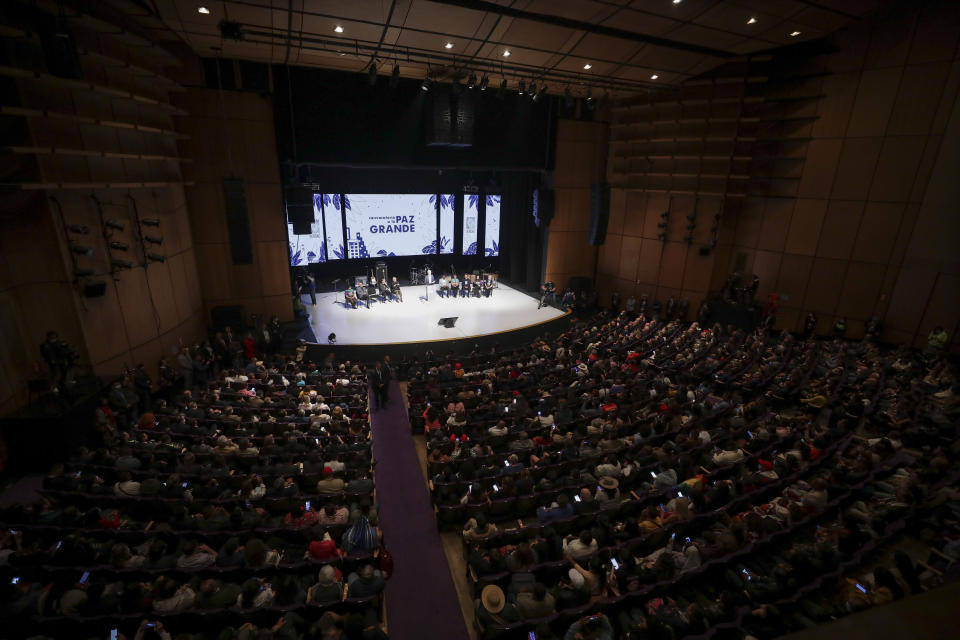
[82,281,107,297]
[222,177,253,264]
[438,317,458,328]
[588,183,610,246]
[211,305,244,330]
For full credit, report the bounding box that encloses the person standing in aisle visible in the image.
[369,361,391,410]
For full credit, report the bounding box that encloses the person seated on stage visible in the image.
[344,286,358,309]
[461,277,471,297]
[561,289,575,309]
[391,276,403,303]
[380,278,392,302]
[438,275,449,298]
[483,277,494,297]
[450,274,460,298]
[356,283,368,307]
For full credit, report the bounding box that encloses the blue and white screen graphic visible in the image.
[438,194,455,255]
[320,193,345,261]
[484,194,501,257]
[344,194,438,258]
[287,200,325,266]
[463,194,479,255]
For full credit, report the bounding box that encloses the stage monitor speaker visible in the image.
[211,305,244,330]
[452,91,475,148]
[588,183,610,246]
[223,177,254,264]
[375,262,388,284]
[438,317,458,328]
[82,281,107,298]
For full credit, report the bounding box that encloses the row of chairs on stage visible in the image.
[436,275,496,299]
[343,278,402,309]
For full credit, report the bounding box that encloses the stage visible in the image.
[303,282,567,346]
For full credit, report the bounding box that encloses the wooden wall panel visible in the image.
[798,139,843,198]
[817,200,864,260]
[852,202,904,264]
[868,136,927,202]
[785,199,828,255]
[830,137,883,200]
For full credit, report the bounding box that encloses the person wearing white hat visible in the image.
[475,584,519,627]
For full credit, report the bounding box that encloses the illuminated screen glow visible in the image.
[344,193,439,257]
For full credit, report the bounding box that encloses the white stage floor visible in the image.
[303,283,566,345]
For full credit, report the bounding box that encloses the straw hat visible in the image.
[481,585,506,613]
[599,476,619,491]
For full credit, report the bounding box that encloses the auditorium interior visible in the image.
[0,1,958,640]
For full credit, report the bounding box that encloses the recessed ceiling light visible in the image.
[583,63,592,70]
[790,31,801,37]
[502,49,511,57]
[672,0,683,4]
[651,74,659,80]
[444,42,454,49]
[334,25,344,33]
[197,6,210,14]
[747,17,757,25]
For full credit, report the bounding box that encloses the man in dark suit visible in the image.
[369,361,391,410]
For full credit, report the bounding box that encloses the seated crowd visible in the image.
[0,351,389,640]
[407,308,959,640]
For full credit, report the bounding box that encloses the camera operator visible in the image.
[39,331,77,392]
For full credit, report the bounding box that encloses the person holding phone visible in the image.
[134,620,172,640]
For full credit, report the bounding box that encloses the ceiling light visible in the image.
[502,50,511,57]
[672,0,682,4]
[790,31,801,37]
[444,42,454,49]
[421,76,432,91]
[747,17,757,25]
[334,25,344,33]
[651,74,659,80]
[197,6,210,14]
[583,63,592,70]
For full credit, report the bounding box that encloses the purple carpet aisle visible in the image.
[370,380,470,640]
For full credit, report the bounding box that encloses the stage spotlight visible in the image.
[71,244,94,256]
[518,80,525,95]
[467,73,477,89]
[111,259,133,270]
[147,253,165,263]
[367,62,377,85]
[141,218,160,227]
[528,80,536,96]
[74,268,95,277]
[421,75,432,91]
[479,75,488,91]
[389,63,400,87]
[533,84,547,102]
[67,224,90,234]
[144,235,163,245]
[105,219,125,231]
[109,241,129,251]
[497,78,506,99]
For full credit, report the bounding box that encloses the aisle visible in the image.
[370,379,470,640]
